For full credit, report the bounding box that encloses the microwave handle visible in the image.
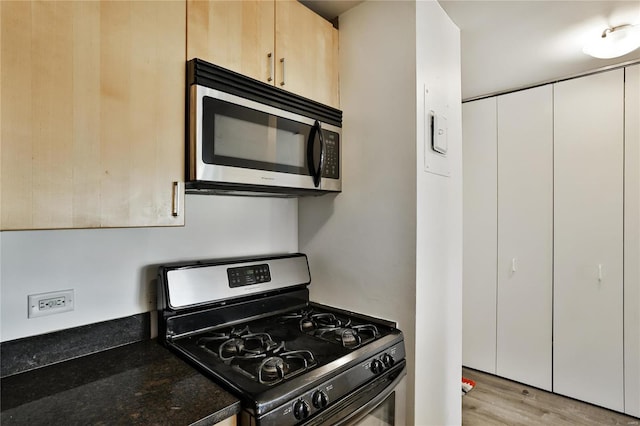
[307,120,325,187]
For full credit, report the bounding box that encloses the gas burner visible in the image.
[280,309,381,348]
[314,324,380,349]
[198,327,281,361]
[197,325,317,385]
[259,356,285,383]
[280,309,351,332]
[232,348,317,385]
[218,334,281,361]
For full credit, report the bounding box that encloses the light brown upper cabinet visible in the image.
[1,1,186,230]
[187,0,339,108]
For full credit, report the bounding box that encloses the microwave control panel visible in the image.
[322,131,340,179]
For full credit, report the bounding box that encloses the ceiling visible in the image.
[302,0,640,99]
[300,0,363,22]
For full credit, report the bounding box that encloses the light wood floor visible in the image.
[462,368,640,425]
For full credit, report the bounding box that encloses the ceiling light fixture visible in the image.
[583,24,640,59]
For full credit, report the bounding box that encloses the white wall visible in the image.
[299,2,417,423]
[415,2,462,424]
[0,195,298,342]
[299,1,461,424]
[299,1,417,329]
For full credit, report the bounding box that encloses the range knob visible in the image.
[371,359,385,374]
[312,390,329,409]
[382,353,395,368]
[293,399,310,420]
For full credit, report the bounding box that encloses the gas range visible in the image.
[157,253,406,426]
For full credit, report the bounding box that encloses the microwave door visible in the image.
[306,120,325,188]
[191,83,341,194]
[204,96,313,176]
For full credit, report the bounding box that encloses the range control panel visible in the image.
[227,264,271,288]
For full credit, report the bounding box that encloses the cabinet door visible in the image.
[462,98,497,373]
[625,64,640,418]
[496,86,553,390]
[275,0,339,108]
[186,0,275,84]
[553,69,624,411]
[214,415,236,426]
[1,1,185,229]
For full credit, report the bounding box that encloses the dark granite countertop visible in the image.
[0,339,241,425]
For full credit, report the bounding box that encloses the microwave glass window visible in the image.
[203,97,310,175]
[275,127,305,168]
[214,114,269,162]
[214,115,306,168]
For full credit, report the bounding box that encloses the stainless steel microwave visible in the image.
[186,59,342,197]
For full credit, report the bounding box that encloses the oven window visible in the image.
[352,392,396,426]
[202,96,310,175]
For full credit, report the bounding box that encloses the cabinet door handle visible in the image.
[268,52,274,82]
[511,258,517,273]
[280,57,286,86]
[598,264,603,282]
[172,181,183,217]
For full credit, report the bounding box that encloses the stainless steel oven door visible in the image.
[346,375,406,426]
[304,362,407,426]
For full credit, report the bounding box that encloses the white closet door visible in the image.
[553,69,624,411]
[462,98,497,373]
[496,85,553,390]
[625,64,640,418]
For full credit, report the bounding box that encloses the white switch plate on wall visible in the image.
[424,85,451,177]
[28,290,75,318]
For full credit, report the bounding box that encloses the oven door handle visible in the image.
[333,364,407,426]
[307,120,325,188]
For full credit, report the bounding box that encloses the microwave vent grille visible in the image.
[187,58,342,128]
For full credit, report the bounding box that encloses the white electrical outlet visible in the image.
[28,290,75,318]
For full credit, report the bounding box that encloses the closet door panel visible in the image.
[553,69,624,411]
[625,64,640,417]
[496,85,553,391]
[462,98,498,373]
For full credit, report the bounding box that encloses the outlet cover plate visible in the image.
[28,290,75,318]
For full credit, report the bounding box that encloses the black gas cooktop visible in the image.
[157,254,406,426]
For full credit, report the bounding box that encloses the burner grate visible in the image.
[279,309,381,349]
[196,326,317,385]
